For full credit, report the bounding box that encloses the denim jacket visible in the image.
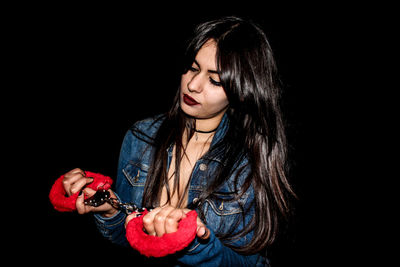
[94,114,269,266]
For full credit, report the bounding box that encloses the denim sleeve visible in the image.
[93,196,130,247]
[92,129,134,247]
[178,229,269,267]
[93,124,155,247]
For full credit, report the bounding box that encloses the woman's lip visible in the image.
[183,94,199,105]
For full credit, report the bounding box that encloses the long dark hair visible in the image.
[141,16,295,255]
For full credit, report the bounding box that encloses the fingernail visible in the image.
[200,228,210,239]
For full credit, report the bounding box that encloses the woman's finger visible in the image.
[197,226,210,240]
[153,206,176,237]
[190,212,210,240]
[165,208,186,234]
[62,168,87,196]
[69,177,94,195]
[76,191,94,214]
[77,188,119,216]
[142,207,162,236]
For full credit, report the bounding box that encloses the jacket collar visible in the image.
[202,112,229,164]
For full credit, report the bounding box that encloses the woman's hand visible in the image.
[62,168,93,196]
[125,205,210,239]
[62,168,118,217]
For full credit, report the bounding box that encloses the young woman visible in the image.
[62,16,295,266]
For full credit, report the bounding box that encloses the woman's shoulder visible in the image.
[129,113,166,142]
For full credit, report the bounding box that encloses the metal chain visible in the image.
[84,189,147,214]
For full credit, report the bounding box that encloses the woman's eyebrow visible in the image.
[194,59,219,74]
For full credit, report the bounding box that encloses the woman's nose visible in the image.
[187,73,203,93]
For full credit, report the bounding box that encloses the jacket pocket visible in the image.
[122,160,149,187]
[202,194,245,237]
[205,194,243,216]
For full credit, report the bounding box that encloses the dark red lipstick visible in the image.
[183,94,199,106]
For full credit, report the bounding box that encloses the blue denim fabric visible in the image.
[94,114,269,266]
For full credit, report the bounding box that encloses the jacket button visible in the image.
[199,163,207,171]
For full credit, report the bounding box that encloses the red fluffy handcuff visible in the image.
[49,171,198,257]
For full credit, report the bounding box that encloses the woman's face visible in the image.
[180,39,229,119]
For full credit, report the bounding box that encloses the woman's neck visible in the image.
[188,112,225,142]
[194,111,225,133]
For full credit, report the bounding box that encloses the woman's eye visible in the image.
[189,66,198,72]
[209,78,222,87]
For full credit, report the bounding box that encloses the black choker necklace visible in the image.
[194,127,218,134]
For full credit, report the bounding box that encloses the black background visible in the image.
[6,2,385,266]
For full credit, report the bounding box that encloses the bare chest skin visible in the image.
[160,133,213,208]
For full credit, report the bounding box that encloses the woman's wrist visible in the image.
[100,207,119,218]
